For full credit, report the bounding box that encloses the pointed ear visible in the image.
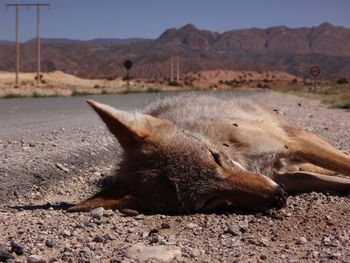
[87,100,169,150]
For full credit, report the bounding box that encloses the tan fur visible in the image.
[68,95,350,213]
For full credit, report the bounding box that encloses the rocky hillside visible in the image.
[0,23,349,79]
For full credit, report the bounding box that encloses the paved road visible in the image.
[0,91,263,140]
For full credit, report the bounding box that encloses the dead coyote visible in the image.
[68,95,350,213]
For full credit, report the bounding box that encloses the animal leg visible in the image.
[283,162,337,176]
[67,194,140,212]
[273,171,350,193]
[285,126,350,176]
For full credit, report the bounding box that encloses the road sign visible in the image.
[124,60,133,70]
[123,60,133,91]
[310,66,320,77]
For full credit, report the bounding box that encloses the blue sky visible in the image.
[0,0,349,41]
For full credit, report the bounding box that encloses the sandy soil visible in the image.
[0,71,183,98]
[0,92,349,262]
[183,70,302,89]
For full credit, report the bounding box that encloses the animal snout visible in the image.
[270,184,288,209]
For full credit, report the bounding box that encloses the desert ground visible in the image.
[0,90,349,262]
[0,70,303,99]
[0,71,184,98]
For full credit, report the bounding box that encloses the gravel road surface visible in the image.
[0,91,349,262]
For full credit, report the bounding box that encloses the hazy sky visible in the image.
[1,0,349,41]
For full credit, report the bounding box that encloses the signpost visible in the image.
[123,60,133,91]
[310,66,320,93]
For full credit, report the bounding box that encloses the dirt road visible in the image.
[0,91,349,262]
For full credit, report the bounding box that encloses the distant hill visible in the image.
[0,23,349,79]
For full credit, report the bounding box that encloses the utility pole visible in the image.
[170,57,174,82]
[176,56,180,82]
[6,3,50,86]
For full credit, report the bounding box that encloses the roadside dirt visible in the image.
[0,71,183,98]
[0,92,349,262]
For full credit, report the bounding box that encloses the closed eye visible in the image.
[210,150,222,167]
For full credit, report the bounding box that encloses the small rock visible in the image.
[161,223,171,229]
[189,248,202,258]
[103,209,114,217]
[107,234,116,240]
[185,223,197,229]
[63,244,72,252]
[0,245,15,261]
[27,255,47,263]
[330,252,341,259]
[80,246,92,257]
[228,241,240,248]
[90,207,104,218]
[296,237,307,245]
[260,254,267,260]
[226,225,241,236]
[311,251,319,258]
[10,240,24,255]
[56,163,70,173]
[121,209,139,216]
[125,244,181,262]
[322,236,331,245]
[93,235,104,243]
[134,214,145,220]
[62,230,71,237]
[45,240,54,248]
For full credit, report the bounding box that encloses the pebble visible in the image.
[45,240,54,248]
[62,229,71,237]
[121,209,139,216]
[161,223,171,229]
[56,163,70,173]
[107,234,116,240]
[296,237,307,245]
[124,244,181,262]
[80,246,92,257]
[0,245,15,261]
[134,214,145,220]
[90,207,105,218]
[189,248,203,258]
[10,240,24,255]
[103,209,114,217]
[226,224,241,236]
[27,255,47,263]
[93,235,104,243]
[185,223,197,229]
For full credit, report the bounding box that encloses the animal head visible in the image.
[87,100,287,214]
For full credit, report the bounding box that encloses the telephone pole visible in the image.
[170,57,174,82]
[6,3,50,86]
[176,56,180,82]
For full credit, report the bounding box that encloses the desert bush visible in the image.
[336,78,349,84]
[34,74,43,80]
[146,87,161,93]
[169,81,182,87]
[72,90,94,96]
[2,93,26,99]
[106,76,116,81]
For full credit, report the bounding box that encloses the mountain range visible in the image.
[0,23,349,79]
